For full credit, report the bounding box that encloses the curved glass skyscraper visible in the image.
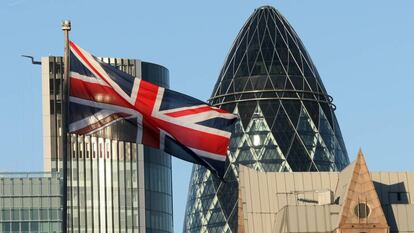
[184,6,350,233]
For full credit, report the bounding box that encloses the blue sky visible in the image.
[1,1,414,232]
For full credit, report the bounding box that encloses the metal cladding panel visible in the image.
[268,172,277,213]
[389,173,400,192]
[311,172,323,191]
[239,166,344,233]
[297,205,307,231]
[329,173,338,194]
[293,172,304,192]
[253,212,263,233]
[258,172,269,213]
[324,205,334,231]
[244,167,252,230]
[287,206,299,232]
[380,172,391,185]
[184,5,349,232]
[275,173,287,210]
[407,205,414,231]
[408,173,414,204]
[285,173,295,193]
[320,172,331,189]
[391,205,408,232]
[247,212,254,233]
[303,172,313,192]
[306,205,317,232]
[250,170,261,216]
[316,206,328,232]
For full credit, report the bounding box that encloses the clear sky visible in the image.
[1,1,413,232]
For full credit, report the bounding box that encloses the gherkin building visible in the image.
[183,5,350,233]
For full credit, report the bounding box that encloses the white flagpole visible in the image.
[61,19,71,233]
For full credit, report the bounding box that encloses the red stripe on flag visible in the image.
[165,106,227,118]
[70,78,132,109]
[135,80,159,115]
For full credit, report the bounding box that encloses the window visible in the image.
[50,222,60,231]
[12,209,19,220]
[354,203,370,218]
[2,222,10,231]
[40,209,48,220]
[50,101,55,114]
[86,142,90,158]
[40,222,50,232]
[389,192,409,203]
[30,222,39,231]
[11,222,19,231]
[21,222,29,232]
[50,209,58,220]
[72,142,77,158]
[79,142,83,158]
[92,143,96,158]
[21,209,29,220]
[30,209,38,220]
[2,209,10,220]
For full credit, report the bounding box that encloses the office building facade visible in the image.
[41,57,173,233]
[238,151,414,233]
[184,6,350,233]
[0,172,62,233]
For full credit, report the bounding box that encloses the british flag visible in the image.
[68,41,236,177]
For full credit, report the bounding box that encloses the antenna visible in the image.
[21,55,41,65]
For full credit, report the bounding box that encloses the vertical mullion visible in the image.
[76,135,81,233]
[117,141,121,233]
[82,136,87,232]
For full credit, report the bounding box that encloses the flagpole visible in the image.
[61,19,71,233]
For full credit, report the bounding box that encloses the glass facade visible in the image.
[66,137,173,233]
[0,172,62,233]
[42,57,173,233]
[144,148,173,233]
[184,6,350,233]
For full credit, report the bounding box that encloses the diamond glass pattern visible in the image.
[183,6,350,233]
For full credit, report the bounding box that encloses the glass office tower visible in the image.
[41,57,173,233]
[184,6,350,233]
[0,172,62,233]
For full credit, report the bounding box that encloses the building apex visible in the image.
[356,148,367,166]
[256,5,276,10]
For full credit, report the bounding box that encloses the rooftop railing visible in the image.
[0,171,61,178]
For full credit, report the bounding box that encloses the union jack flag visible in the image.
[68,41,236,177]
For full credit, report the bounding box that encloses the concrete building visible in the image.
[238,150,414,233]
[0,172,62,233]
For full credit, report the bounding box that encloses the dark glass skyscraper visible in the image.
[184,6,350,233]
